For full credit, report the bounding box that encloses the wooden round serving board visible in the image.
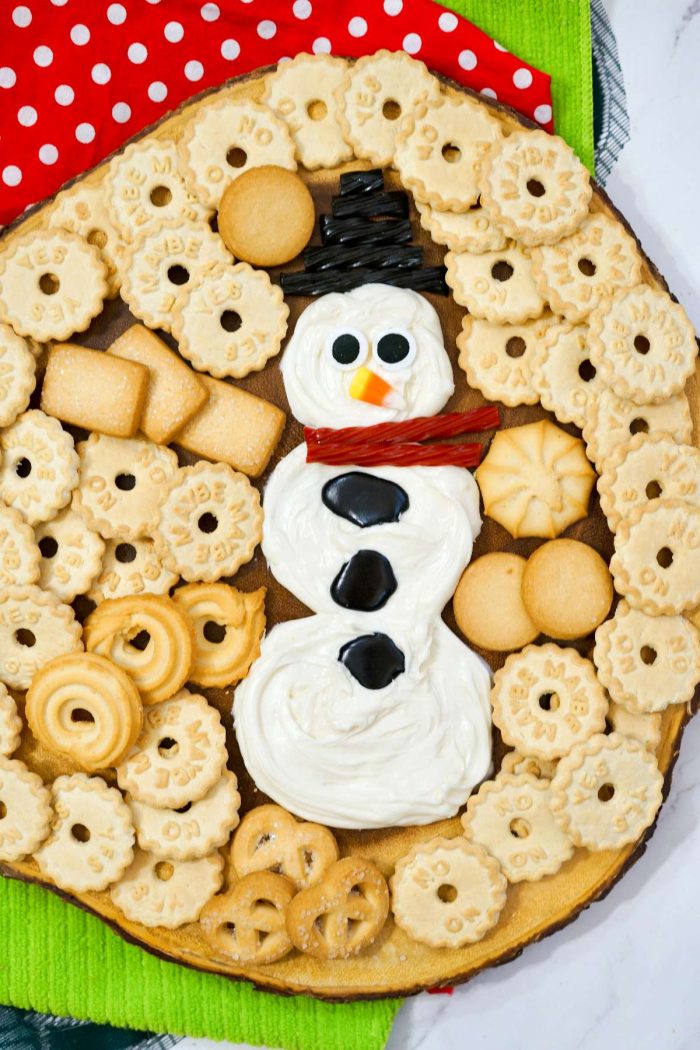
[1,64,698,1001]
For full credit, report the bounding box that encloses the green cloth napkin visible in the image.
[0,5,593,1048]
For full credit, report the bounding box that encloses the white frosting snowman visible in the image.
[234,285,492,829]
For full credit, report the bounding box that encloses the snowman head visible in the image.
[281,284,455,428]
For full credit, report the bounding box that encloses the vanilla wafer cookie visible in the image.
[88,538,178,604]
[391,837,507,948]
[153,462,263,584]
[36,507,105,602]
[588,285,697,404]
[500,751,558,781]
[0,757,52,862]
[594,600,700,712]
[0,685,21,757]
[606,701,661,753]
[0,584,82,691]
[120,219,231,333]
[171,263,289,379]
[47,181,123,297]
[491,644,608,761]
[179,98,296,209]
[582,387,692,471]
[532,322,602,430]
[445,247,546,324]
[395,95,502,211]
[129,770,241,861]
[0,229,107,343]
[0,409,79,526]
[335,50,441,167]
[462,773,574,882]
[35,773,135,893]
[107,138,210,240]
[112,848,224,929]
[264,53,353,169]
[530,213,642,323]
[611,500,700,616]
[0,323,35,428]
[116,690,227,809]
[0,503,40,587]
[598,433,700,533]
[457,313,561,407]
[415,198,507,253]
[73,434,179,542]
[550,732,663,851]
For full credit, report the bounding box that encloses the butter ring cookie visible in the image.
[415,199,507,254]
[172,582,266,689]
[457,313,562,408]
[531,322,603,430]
[582,387,692,471]
[47,181,123,297]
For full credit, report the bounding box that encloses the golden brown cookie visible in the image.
[200,871,295,964]
[231,803,339,890]
[521,539,614,641]
[171,582,266,688]
[453,552,539,652]
[218,166,315,267]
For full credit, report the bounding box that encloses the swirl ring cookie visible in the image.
[0,229,107,342]
[457,313,562,408]
[0,757,52,862]
[112,848,224,929]
[0,684,22,757]
[0,409,79,526]
[594,601,700,714]
[171,263,289,380]
[610,499,700,615]
[462,773,574,882]
[531,214,642,323]
[480,130,592,245]
[73,433,179,541]
[47,181,123,297]
[0,322,36,428]
[390,837,507,948]
[116,690,227,809]
[84,594,193,706]
[231,803,339,890]
[415,199,507,254]
[582,387,693,471]
[532,323,603,430]
[200,871,295,964]
[445,247,546,325]
[549,732,663,851]
[491,643,608,761]
[36,507,105,602]
[35,773,135,893]
[0,585,82,691]
[129,771,241,861]
[179,98,296,209]
[395,95,502,211]
[0,503,40,587]
[26,651,143,771]
[153,462,263,584]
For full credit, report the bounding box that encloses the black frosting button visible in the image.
[338,632,406,690]
[331,549,397,612]
[322,472,409,528]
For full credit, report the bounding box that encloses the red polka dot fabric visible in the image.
[0,0,553,227]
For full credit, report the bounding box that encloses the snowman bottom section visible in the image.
[233,613,493,830]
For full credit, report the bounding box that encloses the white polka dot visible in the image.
[164,21,184,43]
[184,60,204,81]
[17,105,37,127]
[402,33,422,55]
[312,37,331,54]
[33,46,53,68]
[70,24,90,46]
[0,68,16,89]
[293,0,311,18]
[112,101,131,123]
[481,87,497,99]
[438,11,458,31]
[493,40,508,52]
[107,4,126,24]
[2,165,22,186]
[384,0,402,13]
[257,20,276,40]
[128,42,148,64]
[200,3,219,20]
[145,0,160,4]
[148,80,167,103]
[534,104,553,124]
[458,49,477,71]
[221,38,240,61]
[75,122,95,144]
[92,63,111,85]
[348,16,367,37]
[39,143,58,165]
[55,84,74,106]
[277,56,291,64]
[51,0,68,5]
[12,7,32,28]
[513,68,533,90]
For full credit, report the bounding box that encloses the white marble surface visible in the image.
[180,3,700,1048]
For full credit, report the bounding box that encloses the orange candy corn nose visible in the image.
[349,366,400,408]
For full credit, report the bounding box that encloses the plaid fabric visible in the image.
[591,0,630,183]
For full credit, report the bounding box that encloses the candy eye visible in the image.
[373,330,417,371]
[325,328,369,371]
